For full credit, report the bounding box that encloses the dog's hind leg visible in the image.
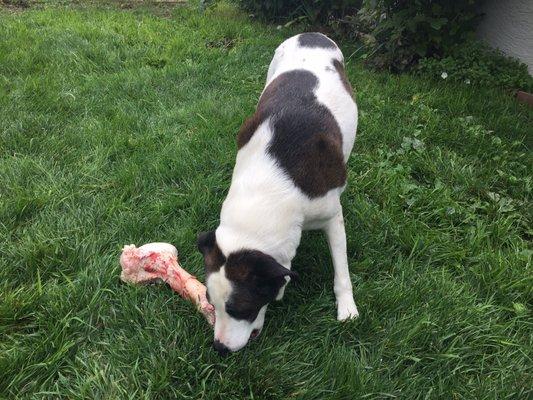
[325,209,359,321]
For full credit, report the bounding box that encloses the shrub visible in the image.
[358,0,487,71]
[235,0,362,26]
[234,0,489,72]
[233,0,531,87]
[417,41,533,91]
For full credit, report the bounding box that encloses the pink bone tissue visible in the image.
[120,242,215,326]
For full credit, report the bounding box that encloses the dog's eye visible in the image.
[226,305,256,321]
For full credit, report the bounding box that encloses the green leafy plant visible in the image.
[234,0,489,72]
[235,0,362,26]
[417,40,533,91]
[357,0,487,71]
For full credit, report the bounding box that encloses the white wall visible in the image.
[477,0,533,75]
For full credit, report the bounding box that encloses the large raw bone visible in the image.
[120,242,215,326]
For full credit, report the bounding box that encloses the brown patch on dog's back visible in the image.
[285,131,347,196]
[237,75,285,149]
[237,113,261,149]
[332,59,354,98]
[236,70,347,198]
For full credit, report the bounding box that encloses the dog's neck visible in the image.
[216,221,300,268]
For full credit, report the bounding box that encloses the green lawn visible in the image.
[1,1,531,399]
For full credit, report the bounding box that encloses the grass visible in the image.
[0,1,531,398]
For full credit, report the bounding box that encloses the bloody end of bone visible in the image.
[119,242,215,326]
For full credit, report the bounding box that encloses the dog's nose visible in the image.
[213,340,230,356]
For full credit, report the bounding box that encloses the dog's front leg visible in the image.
[325,209,359,320]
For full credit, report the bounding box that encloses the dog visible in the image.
[197,32,358,354]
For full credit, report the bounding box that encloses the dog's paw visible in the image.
[337,297,359,321]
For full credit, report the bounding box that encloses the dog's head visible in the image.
[197,231,297,354]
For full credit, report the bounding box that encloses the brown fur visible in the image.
[223,250,298,321]
[235,70,347,198]
[197,231,226,274]
[237,112,261,149]
[332,59,354,98]
[236,74,285,150]
[298,32,337,49]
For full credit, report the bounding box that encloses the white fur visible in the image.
[209,33,359,352]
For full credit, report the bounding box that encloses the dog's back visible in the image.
[237,33,357,199]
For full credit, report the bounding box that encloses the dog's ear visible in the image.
[197,231,216,256]
[257,256,299,281]
[197,231,225,272]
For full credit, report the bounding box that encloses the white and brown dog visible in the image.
[198,33,358,354]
